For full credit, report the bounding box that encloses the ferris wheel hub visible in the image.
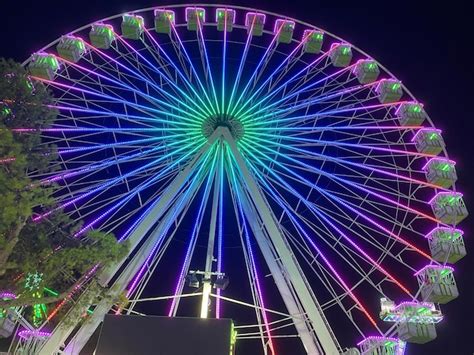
[201,114,244,140]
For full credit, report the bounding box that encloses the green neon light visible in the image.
[391,83,400,91]
[440,163,451,171]
[410,104,422,113]
[44,287,59,296]
[1,107,11,115]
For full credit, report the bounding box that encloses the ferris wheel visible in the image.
[10,4,468,354]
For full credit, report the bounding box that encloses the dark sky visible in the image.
[2,0,473,354]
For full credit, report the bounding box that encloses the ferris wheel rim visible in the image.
[13,4,465,354]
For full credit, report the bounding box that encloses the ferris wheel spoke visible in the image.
[49,102,201,128]
[54,68,204,125]
[239,147,416,297]
[240,59,353,121]
[282,58,351,99]
[245,102,396,129]
[110,37,210,119]
[220,13,229,114]
[309,190,431,261]
[249,131,435,159]
[86,40,192,114]
[35,140,185,185]
[255,164,413,295]
[56,133,199,155]
[72,162,183,237]
[256,81,378,125]
[125,140,220,298]
[241,138,440,227]
[232,31,311,119]
[228,25,282,117]
[242,141,433,263]
[249,168,381,328]
[141,30,212,116]
[33,139,206,222]
[57,57,203,125]
[37,76,171,124]
[169,20,218,115]
[195,19,220,114]
[227,22,254,115]
[248,134,442,190]
[242,79,375,126]
[240,57,342,121]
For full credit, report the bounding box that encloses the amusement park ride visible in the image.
[0,4,468,354]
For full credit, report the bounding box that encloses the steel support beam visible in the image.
[201,140,222,318]
[38,132,221,355]
[223,127,340,354]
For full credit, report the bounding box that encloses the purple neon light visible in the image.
[273,19,295,33]
[0,291,16,299]
[33,141,203,222]
[425,227,464,239]
[185,7,206,22]
[414,264,454,276]
[216,8,236,23]
[154,9,175,24]
[245,160,379,326]
[422,158,456,171]
[240,146,413,295]
[357,336,400,346]
[245,12,266,27]
[428,191,463,205]
[412,128,442,142]
[18,330,51,340]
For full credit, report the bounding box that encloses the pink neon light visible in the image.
[273,19,295,34]
[216,8,236,23]
[47,264,99,321]
[392,301,436,311]
[357,336,401,346]
[245,12,266,27]
[414,264,454,276]
[0,291,16,299]
[425,227,464,239]
[394,101,424,116]
[375,78,402,93]
[0,157,16,164]
[154,9,175,24]
[411,128,442,142]
[422,157,456,171]
[428,191,463,205]
[18,330,51,340]
[185,7,206,22]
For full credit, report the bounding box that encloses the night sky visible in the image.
[2,0,473,354]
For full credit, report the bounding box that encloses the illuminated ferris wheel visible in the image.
[10,4,468,354]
